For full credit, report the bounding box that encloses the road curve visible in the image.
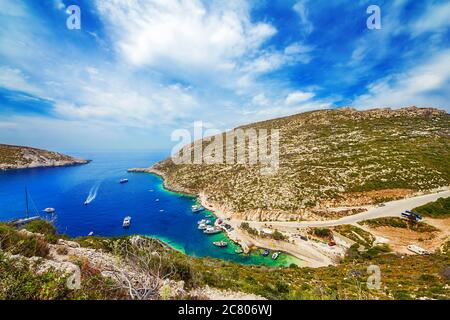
[243,190,450,229]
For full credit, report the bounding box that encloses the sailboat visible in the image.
[11,188,42,226]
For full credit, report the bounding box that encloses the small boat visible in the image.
[198,223,207,230]
[44,208,56,214]
[155,199,160,202]
[123,216,131,228]
[262,249,270,257]
[235,248,244,254]
[272,252,280,260]
[191,205,205,213]
[159,209,164,212]
[120,179,129,184]
[197,219,212,225]
[213,241,228,247]
[84,200,89,206]
[204,226,222,235]
[88,231,94,236]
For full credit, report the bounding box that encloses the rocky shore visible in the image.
[0,144,90,171]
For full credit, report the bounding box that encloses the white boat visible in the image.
[88,231,94,236]
[204,226,222,235]
[198,223,207,230]
[155,199,160,202]
[407,245,428,255]
[197,219,211,225]
[191,205,205,213]
[120,179,129,184]
[123,216,131,228]
[272,252,280,260]
[213,241,228,247]
[44,207,56,214]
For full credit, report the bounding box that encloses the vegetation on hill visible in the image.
[0,144,88,170]
[152,107,449,220]
[413,197,450,218]
[360,217,438,233]
[333,225,375,249]
[1,220,449,300]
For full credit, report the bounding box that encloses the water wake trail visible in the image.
[85,182,101,205]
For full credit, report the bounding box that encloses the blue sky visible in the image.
[0,0,449,151]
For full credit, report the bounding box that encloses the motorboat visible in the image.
[204,226,222,235]
[123,216,131,228]
[262,249,270,257]
[213,241,228,247]
[191,205,205,213]
[272,252,280,260]
[120,179,129,184]
[44,208,56,214]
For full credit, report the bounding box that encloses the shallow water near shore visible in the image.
[0,150,300,267]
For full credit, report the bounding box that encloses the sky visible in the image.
[0,0,449,152]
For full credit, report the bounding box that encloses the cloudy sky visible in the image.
[0,0,449,151]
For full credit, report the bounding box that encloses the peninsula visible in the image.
[0,144,89,171]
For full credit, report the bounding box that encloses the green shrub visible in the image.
[413,197,450,218]
[312,228,332,239]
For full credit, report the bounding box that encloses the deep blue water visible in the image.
[0,151,297,266]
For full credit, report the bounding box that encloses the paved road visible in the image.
[244,190,450,229]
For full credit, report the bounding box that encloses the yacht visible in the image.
[191,205,205,213]
[123,216,131,228]
[120,179,129,184]
[213,241,228,247]
[203,226,222,235]
[197,219,212,225]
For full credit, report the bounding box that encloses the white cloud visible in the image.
[285,91,315,105]
[95,0,276,71]
[353,49,450,110]
[53,0,65,10]
[293,0,313,35]
[411,1,450,36]
[0,66,42,96]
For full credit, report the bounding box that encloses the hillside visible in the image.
[150,107,449,221]
[1,220,449,300]
[0,144,89,171]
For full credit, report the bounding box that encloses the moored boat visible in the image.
[191,204,205,213]
[272,252,280,260]
[262,249,270,257]
[213,241,228,247]
[198,223,207,230]
[235,248,244,254]
[204,226,222,235]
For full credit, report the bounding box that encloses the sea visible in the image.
[0,150,300,267]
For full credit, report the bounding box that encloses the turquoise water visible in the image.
[0,151,299,267]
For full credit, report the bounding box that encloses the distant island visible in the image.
[0,144,89,171]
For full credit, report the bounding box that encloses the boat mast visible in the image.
[25,187,29,218]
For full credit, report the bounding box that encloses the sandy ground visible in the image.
[363,218,450,255]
